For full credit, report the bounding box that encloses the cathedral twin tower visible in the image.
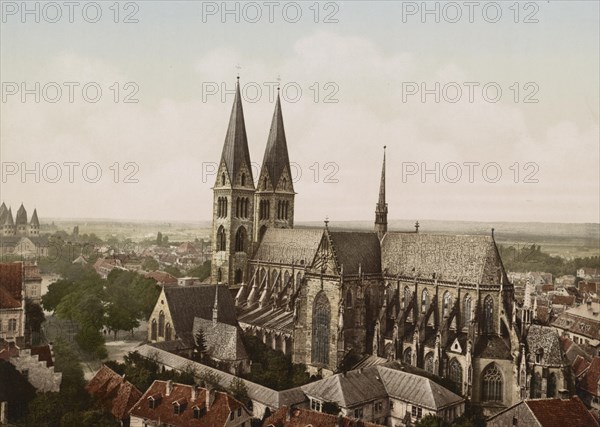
[211,79,295,285]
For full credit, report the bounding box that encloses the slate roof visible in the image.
[474,335,512,360]
[579,356,600,396]
[525,396,599,427]
[552,306,600,341]
[219,80,253,184]
[85,365,142,420]
[253,228,322,265]
[263,407,384,427]
[193,317,248,361]
[301,365,464,411]
[237,305,295,334]
[164,285,237,342]
[381,232,505,285]
[30,209,39,226]
[328,231,381,276]
[0,262,23,308]
[129,380,249,427]
[526,325,565,365]
[259,93,293,191]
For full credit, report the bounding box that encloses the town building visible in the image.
[263,407,384,427]
[552,300,600,354]
[486,396,599,427]
[0,341,61,392]
[0,263,25,345]
[86,365,142,427]
[128,380,253,427]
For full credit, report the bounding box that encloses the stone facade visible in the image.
[8,348,61,392]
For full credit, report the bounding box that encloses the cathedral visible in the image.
[0,203,40,236]
[210,79,569,416]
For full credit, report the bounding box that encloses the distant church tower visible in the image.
[253,90,295,242]
[211,78,256,286]
[375,146,388,240]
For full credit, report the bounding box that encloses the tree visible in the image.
[164,265,182,278]
[26,300,45,333]
[194,329,207,362]
[414,415,450,427]
[42,279,77,312]
[142,256,159,271]
[187,261,211,281]
[229,377,251,409]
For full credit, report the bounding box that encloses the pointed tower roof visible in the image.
[6,207,14,226]
[260,92,293,191]
[378,146,386,207]
[15,203,27,225]
[219,78,253,184]
[30,208,39,226]
[0,203,7,225]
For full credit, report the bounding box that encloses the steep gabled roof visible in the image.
[0,203,7,225]
[252,228,323,265]
[163,285,237,342]
[0,262,23,305]
[579,356,600,396]
[259,93,293,191]
[328,231,381,276]
[219,79,253,184]
[525,396,599,427]
[85,365,142,420]
[193,317,248,361]
[381,232,505,285]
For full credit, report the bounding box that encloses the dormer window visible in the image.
[193,405,206,419]
[148,395,161,409]
[535,348,544,364]
[173,398,186,415]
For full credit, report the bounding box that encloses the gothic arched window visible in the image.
[482,363,503,402]
[217,226,226,251]
[241,173,246,186]
[244,198,249,218]
[463,294,472,328]
[404,287,412,309]
[221,173,226,186]
[484,295,494,334]
[158,311,165,338]
[235,269,243,284]
[403,347,412,365]
[421,288,429,313]
[312,292,331,366]
[235,227,247,252]
[449,358,463,394]
[151,319,157,341]
[547,373,557,398]
[443,291,452,318]
[424,352,434,373]
[165,323,172,341]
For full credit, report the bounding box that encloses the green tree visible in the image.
[164,265,182,278]
[229,377,251,408]
[414,414,450,427]
[193,329,207,362]
[142,256,159,271]
[25,300,45,333]
[187,260,211,281]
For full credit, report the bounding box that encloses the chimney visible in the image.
[206,387,215,410]
[191,385,197,402]
[286,406,293,421]
[166,380,173,397]
[1,401,7,424]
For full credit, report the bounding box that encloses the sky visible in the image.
[1,0,599,224]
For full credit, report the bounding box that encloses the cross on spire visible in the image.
[235,64,241,79]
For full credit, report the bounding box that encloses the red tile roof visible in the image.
[525,396,599,427]
[85,365,142,420]
[0,262,23,306]
[579,357,600,397]
[145,270,178,286]
[573,355,591,377]
[129,380,249,427]
[0,286,21,309]
[551,295,576,306]
[263,407,385,427]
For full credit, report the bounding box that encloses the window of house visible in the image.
[374,401,383,412]
[354,407,363,419]
[174,403,183,415]
[411,406,422,419]
[390,401,394,410]
[230,411,234,421]
[8,319,16,332]
[310,398,322,412]
[193,406,201,418]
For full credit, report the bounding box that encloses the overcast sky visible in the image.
[1,1,598,224]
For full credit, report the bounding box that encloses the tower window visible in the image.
[241,173,246,186]
[221,173,226,186]
[484,295,494,334]
[217,226,226,251]
[235,227,247,252]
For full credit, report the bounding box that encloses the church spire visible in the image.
[218,78,253,185]
[260,91,292,192]
[375,146,388,240]
[212,285,219,325]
